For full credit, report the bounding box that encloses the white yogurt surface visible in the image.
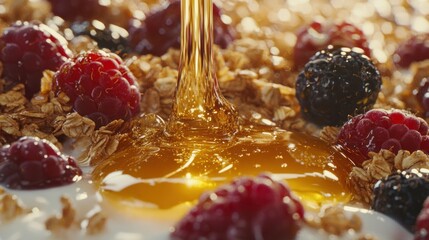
[0,172,413,240]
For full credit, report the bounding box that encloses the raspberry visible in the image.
[337,109,429,164]
[416,197,429,240]
[128,0,235,56]
[47,0,105,21]
[53,50,141,128]
[171,175,304,240]
[293,21,370,69]
[372,169,429,232]
[295,46,381,126]
[393,34,429,69]
[0,21,71,98]
[70,21,130,57]
[0,136,82,189]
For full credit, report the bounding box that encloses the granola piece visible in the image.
[0,115,20,136]
[0,190,26,221]
[85,120,125,165]
[394,150,429,170]
[0,84,27,113]
[45,196,77,233]
[85,211,107,235]
[306,205,363,237]
[61,113,95,138]
[319,126,340,144]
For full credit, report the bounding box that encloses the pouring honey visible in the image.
[92,0,354,215]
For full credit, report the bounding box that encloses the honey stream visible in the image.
[93,0,354,217]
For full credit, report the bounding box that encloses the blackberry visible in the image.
[295,46,381,126]
[0,21,71,98]
[372,169,429,232]
[128,0,235,56]
[171,174,304,240]
[70,21,130,57]
[0,136,82,190]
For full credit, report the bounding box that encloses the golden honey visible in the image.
[93,0,354,215]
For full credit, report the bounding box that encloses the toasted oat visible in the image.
[61,113,95,138]
[319,126,340,144]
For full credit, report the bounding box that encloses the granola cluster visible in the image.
[305,205,376,240]
[45,196,107,236]
[348,149,429,204]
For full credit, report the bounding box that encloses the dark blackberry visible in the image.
[171,174,304,240]
[70,21,130,57]
[128,0,235,56]
[295,46,381,126]
[372,169,429,232]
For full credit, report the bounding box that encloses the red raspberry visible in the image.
[129,0,235,56]
[0,136,82,189]
[171,175,304,240]
[416,197,429,240]
[0,21,71,98]
[53,50,141,128]
[337,109,429,165]
[393,34,429,69]
[293,21,370,69]
[47,0,105,21]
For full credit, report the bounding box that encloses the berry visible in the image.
[293,21,370,69]
[70,21,130,57]
[337,109,429,164]
[48,0,105,21]
[0,136,82,189]
[416,197,429,240]
[171,174,304,240]
[129,0,235,56]
[295,46,381,126]
[372,169,429,232]
[53,50,141,128]
[0,21,71,98]
[393,34,429,69]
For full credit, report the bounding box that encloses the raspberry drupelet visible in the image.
[53,50,141,129]
[0,21,71,98]
[0,136,82,190]
[128,0,235,56]
[337,109,429,165]
[293,20,370,69]
[171,174,304,240]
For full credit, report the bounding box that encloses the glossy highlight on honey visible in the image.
[92,0,355,215]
